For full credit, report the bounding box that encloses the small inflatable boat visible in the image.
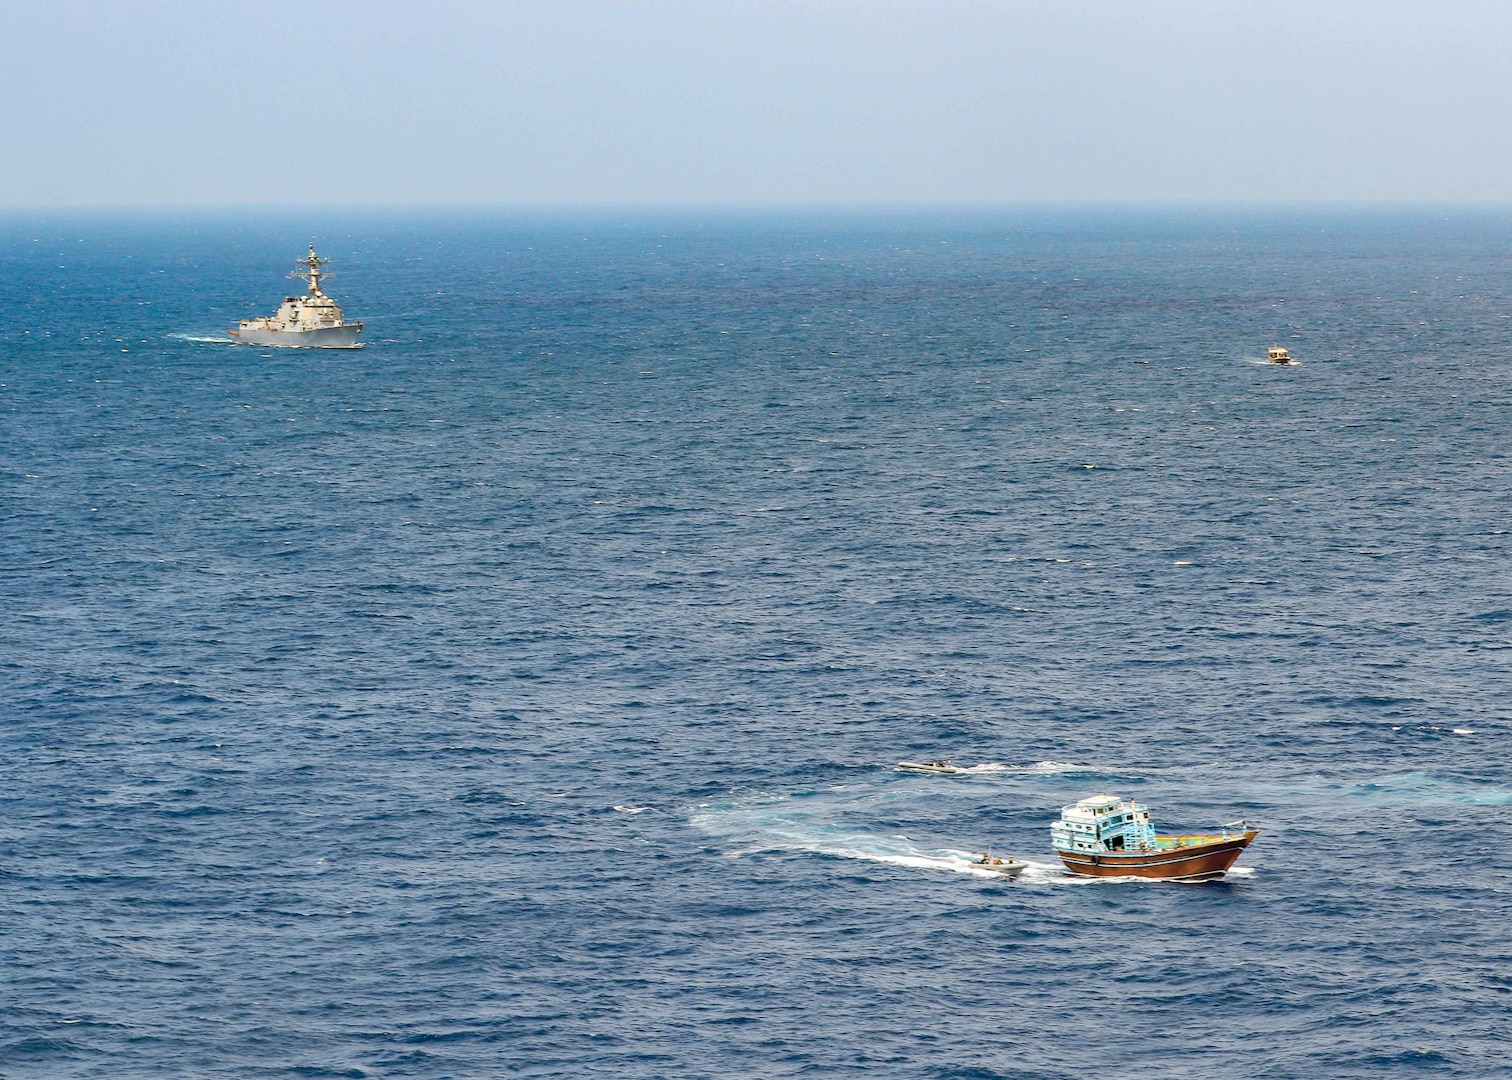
[897,760,963,775]
[977,856,1026,878]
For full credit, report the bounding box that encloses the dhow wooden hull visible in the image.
[1057,830,1258,881]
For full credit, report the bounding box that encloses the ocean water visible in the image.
[3,207,1511,1078]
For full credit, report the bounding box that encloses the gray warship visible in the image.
[229,244,363,348]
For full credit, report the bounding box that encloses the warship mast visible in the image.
[291,243,330,297]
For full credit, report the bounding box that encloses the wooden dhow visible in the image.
[1050,794,1257,881]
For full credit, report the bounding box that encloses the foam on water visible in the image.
[954,759,1100,775]
[1347,771,1512,806]
[691,792,1045,880]
[1244,356,1303,367]
[1012,759,1103,776]
[166,332,235,344]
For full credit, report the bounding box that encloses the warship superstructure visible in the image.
[229,244,363,348]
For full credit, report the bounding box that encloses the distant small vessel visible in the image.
[898,760,963,775]
[976,854,1026,878]
[229,244,363,349]
[1267,347,1293,365]
[1050,794,1257,881]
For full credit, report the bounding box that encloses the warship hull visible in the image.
[229,323,363,349]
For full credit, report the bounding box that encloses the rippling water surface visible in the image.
[3,209,1511,1078]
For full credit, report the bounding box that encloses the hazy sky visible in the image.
[5,0,1512,206]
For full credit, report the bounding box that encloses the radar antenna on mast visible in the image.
[289,242,332,296]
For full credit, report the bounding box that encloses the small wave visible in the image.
[1245,356,1302,367]
[1020,760,1101,775]
[691,794,1034,882]
[1017,861,1255,887]
[1348,772,1512,806]
[957,760,1100,776]
[896,760,1100,776]
[612,805,650,814]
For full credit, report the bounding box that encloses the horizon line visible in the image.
[6,198,1512,217]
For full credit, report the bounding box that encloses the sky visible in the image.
[4,0,1512,206]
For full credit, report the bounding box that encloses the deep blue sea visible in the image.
[4,208,1512,1079]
